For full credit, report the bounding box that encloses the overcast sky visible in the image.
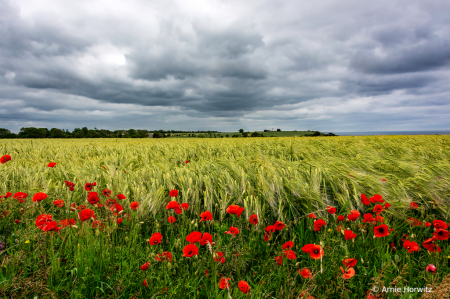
[1,0,450,133]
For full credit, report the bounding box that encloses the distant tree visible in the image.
[312,131,321,136]
[50,128,65,138]
[226,134,229,137]
[239,129,244,133]
[242,132,249,138]
[277,129,281,131]
[251,132,260,137]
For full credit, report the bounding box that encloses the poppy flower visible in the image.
[409,202,419,209]
[186,231,202,243]
[0,155,11,164]
[15,219,20,224]
[434,229,450,241]
[59,219,76,229]
[200,211,213,221]
[185,160,189,164]
[337,215,345,222]
[1,192,12,199]
[284,250,296,260]
[78,209,95,222]
[249,214,258,225]
[340,267,355,279]
[274,221,285,231]
[381,178,387,182]
[166,201,180,210]
[92,220,102,229]
[344,230,357,240]
[155,251,173,262]
[283,241,294,250]
[225,226,239,236]
[36,214,53,230]
[226,205,244,217]
[433,220,448,230]
[117,218,123,224]
[343,258,357,267]
[109,203,123,216]
[370,194,384,203]
[298,268,312,278]
[373,204,383,214]
[238,280,250,294]
[362,213,376,224]
[219,278,230,289]
[103,189,111,197]
[403,240,420,253]
[169,190,178,197]
[65,181,75,191]
[87,192,99,205]
[32,192,47,202]
[143,279,148,287]
[426,264,436,274]
[85,182,96,191]
[214,252,226,264]
[47,162,56,168]
[42,221,60,232]
[275,255,283,266]
[302,244,324,259]
[116,194,126,200]
[423,237,442,253]
[181,203,189,210]
[149,232,162,245]
[128,201,138,210]
[327,207,337,214]
[384,203,391,209]
[182,244,199,257]
[348,210,360,221]
[309,213,316,219]
[53,199,64,208]
[200,232,214,245]
[141,262,150,271]
[361,194,370,205]
[314,219,326,231]
[265,225,276,233]
[167,216,176,223]
[374,224,390,238]
[425,222,431,227]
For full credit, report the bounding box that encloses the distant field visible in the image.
[166,131,319,138]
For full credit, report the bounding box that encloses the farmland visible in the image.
[0,136,450,298]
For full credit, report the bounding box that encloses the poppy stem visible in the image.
[321,256,323,273]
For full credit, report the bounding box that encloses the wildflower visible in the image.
[116,194,126,200]
[337,215,345,222]
[47,162,56,168]
[155,251,173,262]
[373,204,383,214]
[309,213,316,219]
[314,219,326,231]
[200,232,214,245]
[275,255,283,266]
[425,222,431,228]
[327,207,337,214]
[302,244,324,259]
[434,229,449,241]
[15,219,20,224]
[149,232,162,245]
[200,211,213,221]
[141,262,150,271]
[348,210,360,221]
[370,194,384,204]
[53,199,64,208]
[169,190,178,197]
[185,160,189,164]
[130,201,139,210]
[181,203,189,210]
[110,203,123,216]
[433,220,448,230]
[78,209,95,222]
[340,266,355,279]
[182,244,199,257]
[117,218,123,224]
[409,202,419,209]
[186,231,202,243]
[103,189,111,197]
[426,264,436,274]
[403,240,420,253]
[274,221,285,231]
[226,205,244,217]
[343,258,357,267]
[167,216,176,223]
[344,230,357,240]
[87,192,100,205]
[374,224,390,238]
[381,178,387,182]
[0,154,11,164]
[298,268,312,278]
[214,252,226,264]
[384,203,391,209]
[65,181,75,191]
[284,250,296,259]
[225,226,239,237]
[25,240,30,244]
[218,278,230,289]
[282,241,294,250]
[32,192,47,202]
[143,279,148,287]
[423,237,442,253]
[85,182,96,191]
[361,194,370,205]
[238,280,250,294]
[91,220,102,229]
[249,214,259,225]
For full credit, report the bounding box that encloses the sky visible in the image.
[1,0,450,133]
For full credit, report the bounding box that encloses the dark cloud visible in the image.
[0,0,450,133]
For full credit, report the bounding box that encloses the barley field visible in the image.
[0,136,449,299]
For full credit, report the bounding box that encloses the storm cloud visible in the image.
[1,0,450,133]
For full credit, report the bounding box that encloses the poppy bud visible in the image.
[156,223,160,228]
[167,262,172,269]
[118,210,124,215]
[91,217,95,221]
[94,205,98,209]
[191,220,195,224]
[411,234,415,239]
[215,204,219,208]
[267,243,270,246]
[193,262,197,267]
[195,270,198,276]
[95,229,100,236]
[125,237,129,242]
[295,262,300,267]
[194,223,198,227]
[140,222,144,224]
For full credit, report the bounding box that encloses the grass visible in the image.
[165,131,317,138]
[0,136,449,298]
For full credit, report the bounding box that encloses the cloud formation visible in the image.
[1,0,450,133]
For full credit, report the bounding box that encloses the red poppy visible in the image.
[274,221,285,231]
[302,244,324,259]
[0,192,12,199]
[409,202,418,209]
[167,216,176,223]
[129,201,139,210]
[426,264,436,274]
[309,213,316,219]
[384,203,391,209]
[92,220,103,229]
[343,258,357,267]
[340,267,355,279]
[219,278,230,289]
[109,203,123,216]
[149,232,162,245]
[249,214,258,225]
[181,203,189,210]
[327,207,337,214]
[381,178,387,182]
[65,181,75,191]
[169,190,178,197]
[141,262,150,271]
[348,210,360,221]
[36,214,53,230]
[182,244,199,257]
[15,219,20,224]
[186,231,202,243]
[78,209,95,222]
[42,221,60,232]
[103,189,111,197]
[166,201,180,210]
[283,241,294,250]
[156,251,173,262]
[143,279,148,287]
[32,192,47,202]
[298,268,312,278]
[200,211,213,221]
[238,280,250,294]
[434,229,450,241]
[214,252,226,264]
[361,194,370,205]
[0,154,11,164]
[314,219,326,231]
[85,182,96,191]
[265,225,276,233]
[275,255,283,266]
[116,194,126,200]
[264,232,271,241]
[337,215,345,222]
[344,230,357,240]
[423,237,442,253]
[373,204,383,214]
[225,226,239,236]
[374,224,390,238]
[200,232,214,245]
[370,194,384,203]
[284,250,296,260]
[403,240,420,253]
[433,220,448,230]
[53,199,64,208]
[59,219,76,229]
[425,222,431,227]
[185,160,189,164]
[87,192,99,205]
[117,218,123,224]
[226,205,244,217]
[362,213,376,224]
[47,162,56,168]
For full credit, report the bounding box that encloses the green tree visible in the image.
[239,129,244,133]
